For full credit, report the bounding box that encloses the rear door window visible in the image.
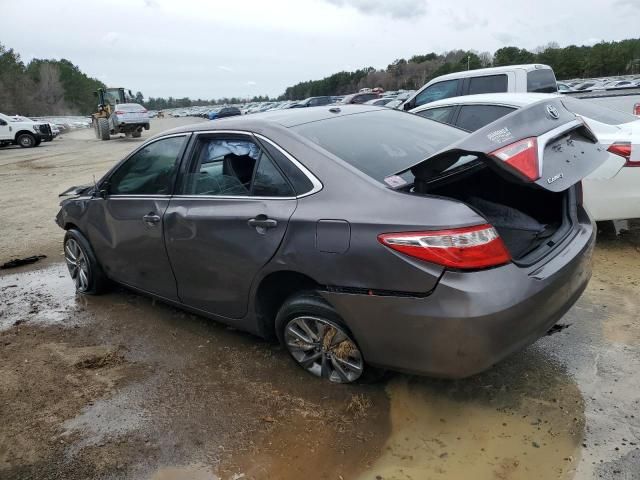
[468,74,508,94]
[414,79,460,107]
[455,105,516,132]
[415,106,456,125]
[527,69,557,93]
[182,137,294,197]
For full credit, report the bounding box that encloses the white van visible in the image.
[401,64,557,111]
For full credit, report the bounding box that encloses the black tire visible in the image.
[132,130,142,138]
[98,117,110,140]
[275,290,385,383]
[63,229,109,295]
[16,133,36,148]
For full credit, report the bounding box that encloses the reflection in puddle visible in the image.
[360,358,584,480]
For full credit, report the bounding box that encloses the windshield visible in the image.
[293,109,464,183]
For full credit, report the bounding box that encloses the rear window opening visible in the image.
[411,163,574,264]
[527,69,557,93]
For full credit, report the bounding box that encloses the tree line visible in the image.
[281,38,640,100]
[0,44,105,116]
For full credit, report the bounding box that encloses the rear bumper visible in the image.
[322,219,595,378]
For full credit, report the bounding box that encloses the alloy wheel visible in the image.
[64,238,90,292]
[284,316,364,383]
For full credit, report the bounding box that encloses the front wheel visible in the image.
[276,291,367,384]
[63,230,109,294]
[98,117,110,141]
[17,133,36,148]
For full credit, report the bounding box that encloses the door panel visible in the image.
[86,197,178,300]
[164,198,296,318]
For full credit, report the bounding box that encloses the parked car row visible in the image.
[560,75,640,92]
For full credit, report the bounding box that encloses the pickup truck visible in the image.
[400,64,558,111]
[0,112,52,148]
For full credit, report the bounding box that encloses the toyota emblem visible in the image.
[546,104,560,120]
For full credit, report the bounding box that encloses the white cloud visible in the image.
[323,0,427,19]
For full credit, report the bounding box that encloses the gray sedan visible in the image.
[57,103,606,383]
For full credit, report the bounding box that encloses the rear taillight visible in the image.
[607,142,639,167]
[378,224,511,270]
[489,137,540,181]
[633,103,640,116]
[115,111,124,115]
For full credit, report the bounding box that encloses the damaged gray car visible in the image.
[56,102,606,383]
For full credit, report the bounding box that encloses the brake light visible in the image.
[378,224,511,270]
[607,142,638,167]
[489,137,540,181]
[633,103,640,116]
[115,111,125,115]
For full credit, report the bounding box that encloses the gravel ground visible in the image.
[0,120,639,479]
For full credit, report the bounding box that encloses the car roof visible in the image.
[425,64,552,83]
[159,105,387,136]
[411,92,560,112]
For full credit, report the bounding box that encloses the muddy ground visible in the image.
[1,120,639,479]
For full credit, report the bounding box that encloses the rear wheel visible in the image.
[276,291,366,384]
[17,133,36,148]
[63,230,109,294]
[98,117,110,141]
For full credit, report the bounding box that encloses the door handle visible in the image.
[248,215,278,233]
[143,213,161,225]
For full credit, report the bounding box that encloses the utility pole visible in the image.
[467,55,470,70]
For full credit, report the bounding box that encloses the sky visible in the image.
[1,0,639,99]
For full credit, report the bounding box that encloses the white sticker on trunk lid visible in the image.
[487,127,514,144]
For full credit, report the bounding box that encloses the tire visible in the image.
[132,130,142,138]
[275,290,382,384]
[63,229,109,295]
[98,117,110,140]
[16,133,36,148]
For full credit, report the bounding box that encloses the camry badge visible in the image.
[546,104,560,120]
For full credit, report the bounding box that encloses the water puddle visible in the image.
[359,357,584,480]
[150,463,219,480]
[0,263,80,330]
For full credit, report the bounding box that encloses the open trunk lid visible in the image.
[390,98,608,192]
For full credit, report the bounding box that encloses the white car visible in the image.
[410,93,640,222]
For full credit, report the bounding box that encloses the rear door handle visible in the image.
[248,215,278,233]
[143,213,161,225]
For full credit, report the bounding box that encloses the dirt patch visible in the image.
[0,263,390,480]
[74,350,125,369]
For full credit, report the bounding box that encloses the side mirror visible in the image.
[402,100,413,111]
[95,182,110,198]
